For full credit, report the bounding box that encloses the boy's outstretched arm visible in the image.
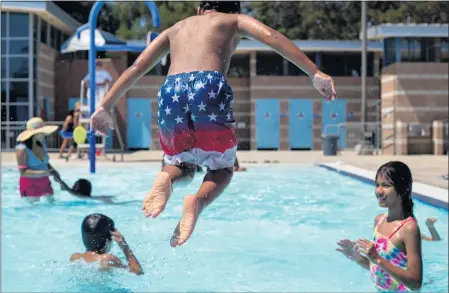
[237,15,336,100]
[90,29,170,135]
[100,30,170,111]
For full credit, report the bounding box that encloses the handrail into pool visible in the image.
[318,162,448,210]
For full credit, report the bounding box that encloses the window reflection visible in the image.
[9,13,29,38]
[9,57,29,79]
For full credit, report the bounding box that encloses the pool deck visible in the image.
[2,150,447,207]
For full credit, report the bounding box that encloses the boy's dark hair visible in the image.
[72,179,92,197]
[199,1,241,14]
[81,213,115,253]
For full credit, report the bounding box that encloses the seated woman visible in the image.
[70,213,143,275]
[15,117,60,204]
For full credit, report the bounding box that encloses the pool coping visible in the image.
[318,163,449,211]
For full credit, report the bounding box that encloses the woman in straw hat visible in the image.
[16,117,60,203]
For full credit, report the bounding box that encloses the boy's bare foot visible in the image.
[170,195,200,247]
[142,172,172,218]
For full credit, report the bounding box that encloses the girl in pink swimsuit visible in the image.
[337,161,423,292]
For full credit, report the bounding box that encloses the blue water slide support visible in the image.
[86,0,160,174]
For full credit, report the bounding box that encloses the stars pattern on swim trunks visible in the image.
[157,72,234,126]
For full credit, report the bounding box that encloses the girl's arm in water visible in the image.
[421,217,441,241]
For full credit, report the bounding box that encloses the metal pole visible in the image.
[88,1,105,174]
[361,1,367,138]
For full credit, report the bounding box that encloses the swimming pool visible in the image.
[2,164,448,292]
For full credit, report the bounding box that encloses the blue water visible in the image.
[1,164,448,292]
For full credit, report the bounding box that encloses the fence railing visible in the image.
[1,121,123,153]
[323,121,382,154]
[1,121,65,152]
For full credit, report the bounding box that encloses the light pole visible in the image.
[361,1,367,139]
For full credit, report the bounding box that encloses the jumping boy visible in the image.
[90,1,337,247]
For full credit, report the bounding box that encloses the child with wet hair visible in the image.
[70,213,143,275]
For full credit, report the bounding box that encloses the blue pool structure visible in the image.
[1,164,447,292]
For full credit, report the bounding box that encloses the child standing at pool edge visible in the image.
[90,1,337,247]
[337,161,423,292]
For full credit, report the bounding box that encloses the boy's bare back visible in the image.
[166,13,241,76]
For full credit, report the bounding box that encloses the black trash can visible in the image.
[322,135,339,156]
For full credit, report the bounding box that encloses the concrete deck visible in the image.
[2,150,447,190]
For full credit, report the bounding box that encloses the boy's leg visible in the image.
[170,167,234,247]
[142,162,196,218]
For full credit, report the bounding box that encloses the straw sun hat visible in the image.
[16,117,59,142]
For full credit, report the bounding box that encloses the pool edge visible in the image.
[318,163,449,211]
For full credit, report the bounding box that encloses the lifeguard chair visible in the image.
[77,79,124,161]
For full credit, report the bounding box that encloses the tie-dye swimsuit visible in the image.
[370,214,416,292]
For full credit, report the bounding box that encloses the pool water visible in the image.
[1,164,448,292]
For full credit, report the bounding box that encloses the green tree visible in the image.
[53,1,120,34]
[247,1,449,40]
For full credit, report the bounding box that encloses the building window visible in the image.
[9,57,29,79]
[9,104,29,121]
[320,52,374,77]
[228,54,249,77]
[256,52,283,75]
[1,81,6,103]
[1,57,6,77]
[441,38,448,62]
[33,15,38,55]
[383,38,397,67]
[399,37,439,62]
[50,25,56,49]
[9,81,29,103]
[9,13,29,38]
[9,40,29,55]
[1,12,6,37]
[41,19,47,44]
[55,29,61,51]
[1,12,33,132]
[1,105,6,121]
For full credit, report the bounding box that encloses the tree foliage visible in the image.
[55,1,449,40]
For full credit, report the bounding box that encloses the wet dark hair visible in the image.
[81,213,115,253]
[376,161,414,218]
[72,179,92,197]
[199,1,241,14]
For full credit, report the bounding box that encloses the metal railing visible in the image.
[1,121,125,154]
[323,121,382,154]
[1,121,65,152]
[78,80,125,161]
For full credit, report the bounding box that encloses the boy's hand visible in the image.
[90,107,114,136]
[312,71,337,101]
[111,229,127,247]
